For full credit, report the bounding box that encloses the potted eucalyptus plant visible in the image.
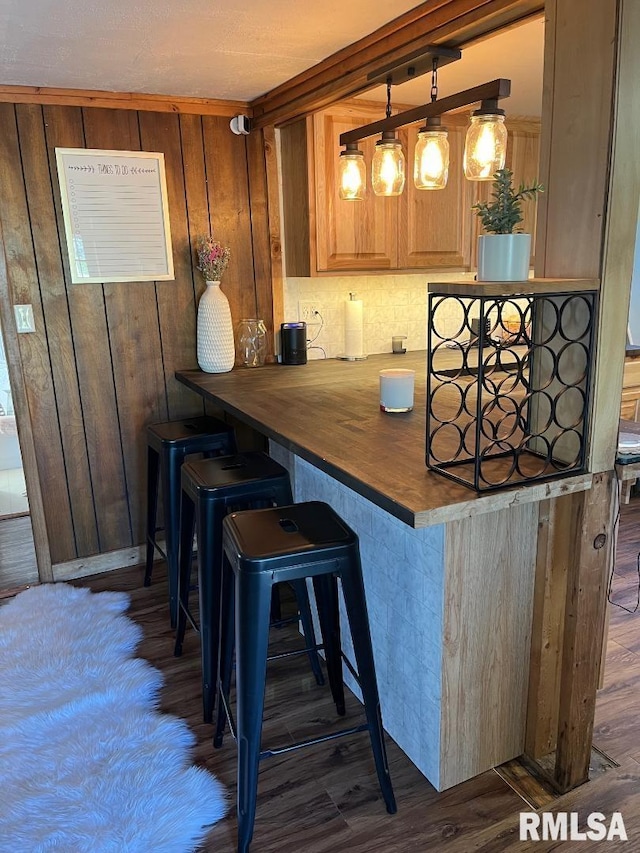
[472,168,544,281]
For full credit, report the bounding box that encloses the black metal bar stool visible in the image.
[174,451,324,723]
[215,500,397,853]
[144,415,236,627]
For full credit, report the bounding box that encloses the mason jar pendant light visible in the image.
[337,46,511,198]
[463,99,508,180]
[338,143,366,200]
[372,79,405,197]
[414,59,449,190]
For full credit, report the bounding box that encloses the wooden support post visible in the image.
[555,472,615,791]
[526,0,627,790]
[525,497,568,759]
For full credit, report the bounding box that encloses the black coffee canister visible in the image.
[281,322,307,365]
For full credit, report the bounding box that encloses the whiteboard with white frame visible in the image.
[55,148,174,284]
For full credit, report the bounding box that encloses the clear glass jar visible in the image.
[372,133,405,196]
[414,126,449,190]
[338,149,366,200]
[237,318,267,367]
[463,114,507,180]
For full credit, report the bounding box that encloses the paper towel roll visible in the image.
[344,297,364,358]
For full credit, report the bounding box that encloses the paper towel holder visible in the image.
[337,292,368,361]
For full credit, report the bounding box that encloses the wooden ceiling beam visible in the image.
[250,0,543,128]
[0,86,250,116]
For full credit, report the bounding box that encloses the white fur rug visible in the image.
[0,583,226,852]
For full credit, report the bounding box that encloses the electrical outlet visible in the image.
[299,301,322,325]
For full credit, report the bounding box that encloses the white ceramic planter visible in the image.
[477,233,531,282]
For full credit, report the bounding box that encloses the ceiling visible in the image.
[362,17,544,116]
[0,0,544,115]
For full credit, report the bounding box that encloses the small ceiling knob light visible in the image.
[338,143,366,200]
[463,99,507,180]
[372,131,406,196]
[414,116,449,190]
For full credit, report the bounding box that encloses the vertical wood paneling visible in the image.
[0,99,268,563]
[0,103,76,563]
[202,116,257,328]
[261,125,285,340]
[179,113,211,308]
[534,0,617,279]
[441,501,538,789]
[82,108,167,545]
[138,111,202,420]
[247,128,277,361]
[16,104,99,557]
[43,105,132,553]
[280,120,311,277]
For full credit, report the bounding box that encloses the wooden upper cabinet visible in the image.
[398,122,472,268]
[469,119,542,268]
[281,103,541,276]
[313,109,397,271]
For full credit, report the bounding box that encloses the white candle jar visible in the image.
[379,368,415,413]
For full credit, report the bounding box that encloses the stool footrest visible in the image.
[260,723,370,760]
[146,535,167,563]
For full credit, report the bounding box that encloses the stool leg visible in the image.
[269,587,282,624]
[144,445,160,587]
[214,556,235,748]
[269,480,294,627]
[174,490,196,657]
[161,448,184,629]
[289,579,324,686]
[312,574,346,716]
[235,570,273,853]
[340,551,397,815]
[197,500,227,724]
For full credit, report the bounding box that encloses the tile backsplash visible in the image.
[284,272,477,359]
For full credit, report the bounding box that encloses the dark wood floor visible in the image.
[77,497,640,852]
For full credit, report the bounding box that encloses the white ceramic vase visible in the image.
[477,233,531,282]
[197,281,235,373]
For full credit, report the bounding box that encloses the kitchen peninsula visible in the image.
[177,353,592,791]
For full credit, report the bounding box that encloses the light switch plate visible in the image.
[14,304,35,333]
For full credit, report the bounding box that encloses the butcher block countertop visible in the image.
[176,352,592,528]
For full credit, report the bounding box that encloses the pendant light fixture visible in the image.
[371,79,405,197]
[337,45,511,198]
[414,59,449,190]
[338,143,366,200]
[463,99,508,180]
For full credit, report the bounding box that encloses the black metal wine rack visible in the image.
[426,287,597,491]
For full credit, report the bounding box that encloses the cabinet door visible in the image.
[313,110,397,271]
[507,125,542,263]
[397,124,472,269]
[469,121,541,269]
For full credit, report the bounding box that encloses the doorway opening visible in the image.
[0,329,28,518]
[0,325,37,590]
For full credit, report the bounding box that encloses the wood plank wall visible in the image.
[0,102,272,565]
